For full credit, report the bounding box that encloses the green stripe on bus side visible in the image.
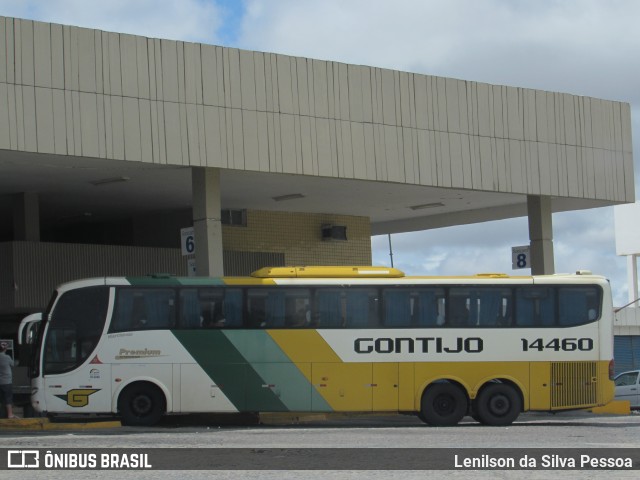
[171,330,288,412]
[223,331,333,412]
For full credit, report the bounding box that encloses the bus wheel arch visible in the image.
[473,380,523,426]
[117,381,167,426]
[419,380,469,427]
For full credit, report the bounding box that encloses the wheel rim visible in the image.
[131,394,153,416]
[433,393,456,416]
[488,393,510,416]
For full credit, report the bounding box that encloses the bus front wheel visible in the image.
[118,382,166,427]
[420,383,467,426]
[474,383,521,426]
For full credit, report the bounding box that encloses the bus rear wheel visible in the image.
[118,382,165,426]
[420,383,467,426]
[474,383,521,426]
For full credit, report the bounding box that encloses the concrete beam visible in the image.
[192,167,224,277]
[12,193,40,241]
[527,195,554,275]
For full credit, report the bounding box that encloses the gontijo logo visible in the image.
[7,450,39,468]
[355,336,484,354]
[54,389,100,407]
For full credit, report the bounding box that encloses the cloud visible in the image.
[239,1,640,97]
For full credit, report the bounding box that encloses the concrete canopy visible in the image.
[0,150,624,239]
[0,16,634,239]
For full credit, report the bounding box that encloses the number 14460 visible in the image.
[521,338,593,352]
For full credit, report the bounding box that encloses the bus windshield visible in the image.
[42,286,109,375]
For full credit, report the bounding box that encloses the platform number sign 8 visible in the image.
[516,253,527,268]
[511,246,530,270]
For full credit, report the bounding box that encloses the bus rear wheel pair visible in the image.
[420,382,522,427]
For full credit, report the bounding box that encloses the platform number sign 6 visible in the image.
[511,246,530,270]
[181,227,196,256]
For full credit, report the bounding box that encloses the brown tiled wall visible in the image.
[222,210,371,266]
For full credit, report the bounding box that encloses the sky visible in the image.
[1,0,639,306]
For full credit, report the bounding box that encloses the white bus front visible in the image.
[31,281,112,415]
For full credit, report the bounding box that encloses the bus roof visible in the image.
[52,268,607,291]
[250,266,405,278]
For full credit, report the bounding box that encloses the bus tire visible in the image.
[118,382,165,427]
[420,383,467,426]
[475,383,521,426]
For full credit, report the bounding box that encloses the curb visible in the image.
[0,418,121,431]
[259,413,328,425]
[589,400,631,415]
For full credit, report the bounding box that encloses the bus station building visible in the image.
[0,16,634,337]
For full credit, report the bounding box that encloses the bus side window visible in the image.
[448,292,469,327]
[144,290,175,328]
[222,289,243,327]
[344,289,379,328]
[558,287,600,326]
[112,290,139,331]
[179,289,201,328]
[247,292,267,328]
[516,287,555,327]
[415,290,444,327]
[476,289,512,327]
[265,291,286,327]
[113,289,175,331]
[383,289,411,327]
[315,290,342,327]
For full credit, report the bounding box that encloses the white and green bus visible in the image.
[30,266,615,426]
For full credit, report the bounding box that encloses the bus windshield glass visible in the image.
[43,286,109,375]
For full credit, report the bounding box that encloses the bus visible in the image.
[30,266,615,426]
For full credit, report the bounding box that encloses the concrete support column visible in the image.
[628,254,638,304]
[13,192,40,241]
[527,195,554,275]
[192,167,224,277]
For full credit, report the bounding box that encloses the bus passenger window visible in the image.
[179,288,241,328]
[247,289,310,328]
[383,289,411,327]
[415,290,445,327]
[112,289,176,332]
[515,287,555,326]
[222,289,243,327]
[344,289,379,328]
[247,292,267,328]
[382,288,445,327]
[315,290,342,328]
[449,299,469,327]
[558,287,600,326]
[179,289,202,328]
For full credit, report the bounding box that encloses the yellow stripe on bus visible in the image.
[268,330,342,367]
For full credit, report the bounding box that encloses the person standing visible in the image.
[0,342,18,419]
